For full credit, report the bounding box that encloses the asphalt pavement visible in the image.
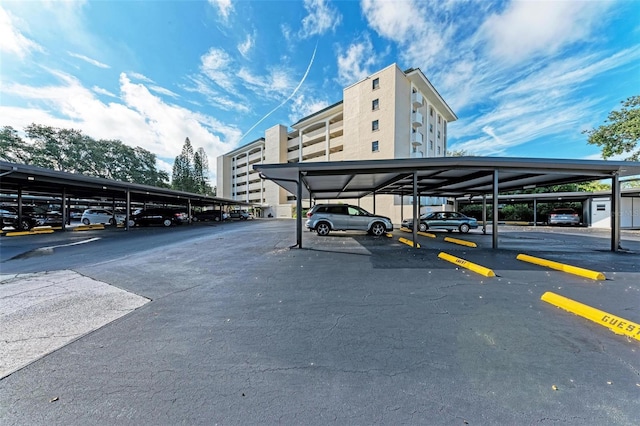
[1,220,639,425]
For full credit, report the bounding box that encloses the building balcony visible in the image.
[412,112,423,127]
[411,131,424,146]
[412,92,424,107]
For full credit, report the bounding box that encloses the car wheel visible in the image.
[82,218,90,225]
[418,222,427,232]
[459,223,470,233]
[108,218,116,226]
[214,216,220,222]
[370,222,386,236]
[162,218,173,227]
[128,219,136,227]
[316,222,331,236]
[20,220,31,231]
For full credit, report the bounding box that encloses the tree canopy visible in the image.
[0,124,169,187]
[585,95,640,161]
[171,138,213,195]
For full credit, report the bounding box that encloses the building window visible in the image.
[437,146,441,155]
[429,140,434,150]
[372,120,379,131]
[372,98,379,110]
[430,107,434,117]
[437,130,441,139]
[372,141,379,152]
[438,115,441,124]
[429,124,433,133]
[372,77,379,90]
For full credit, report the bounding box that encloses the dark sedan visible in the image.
[129,208,189,227]
[402,211,478,233]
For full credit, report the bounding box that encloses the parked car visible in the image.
[1,207,21,230]
[229,210,252,220]
[81,208,126,225]
[402,211,478,234]
[192,209,225,222]
[548,208,581,226]
[305,204,393,236]
[22,206,64,228]
[129,207,188,227]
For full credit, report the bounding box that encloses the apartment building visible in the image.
[216,63,457,223]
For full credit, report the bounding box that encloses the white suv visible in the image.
[305,204,393,236]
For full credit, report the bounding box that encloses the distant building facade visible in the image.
[216,63,457,223]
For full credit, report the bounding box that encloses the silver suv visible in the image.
[305,204,393,236]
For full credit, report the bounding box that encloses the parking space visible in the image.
[1,220,639,424]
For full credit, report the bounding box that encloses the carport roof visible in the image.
[0,160,249,207]
[254,157,640,199]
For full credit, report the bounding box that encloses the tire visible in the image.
[20,220,31,231]
[418,222,427,232]
[108,218,116,226]
[128,219,136,227]
[316,222,331,236]
[162,218,173,227]
[370,222,386,236]
[459,223,470,233]
[82,218,90,225]
[214,216,220,222]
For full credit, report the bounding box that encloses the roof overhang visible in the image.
[254,157,640,200]
[0,161,251,207]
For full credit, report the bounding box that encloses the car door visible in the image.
[346,206,367,230]
[328,205,349,229]
[430,212,447,230]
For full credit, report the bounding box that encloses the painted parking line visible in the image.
[517,254,605,281]
[541,292,640,342]
[398,237,420,248]
[438,252,495,277]
[444,236,477,247]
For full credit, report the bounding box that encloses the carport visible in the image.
[254,156,640,252]
[0,160,250,230]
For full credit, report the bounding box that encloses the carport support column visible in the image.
[61,187,67,231]
[373,191,376,214]
[482,194,487,235]
[125,190,131,231]
[611,173,620,252]
[492,170,499,249]
[296,171,303,249]
[533,199,537,227]
[413,172,418,248]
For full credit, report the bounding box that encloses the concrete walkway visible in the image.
[0,270,149,378]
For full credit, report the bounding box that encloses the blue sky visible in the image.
[1,0,639,181]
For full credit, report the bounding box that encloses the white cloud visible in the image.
[300,0,342,38]
[237,67,296,100]
[129,72,153,83]
[1,69,240,167]
[149,85,179,98]
[208,0,233,21]
[200,47,235,91]
[478,1,611,64]
[238,32,254,58]
[289,94,330,123]
[360,0,423,43]
[336,36,379,86]
[67,51,110,69]
[0,6,43,59]
[92,86,116,97]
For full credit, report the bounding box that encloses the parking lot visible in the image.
[1,220,639,424]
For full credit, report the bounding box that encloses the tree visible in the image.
[446,149,472,157]
[1,123,169,187]
[585,95,640,161]
[171,138,212,194]
[0,126,31,163]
